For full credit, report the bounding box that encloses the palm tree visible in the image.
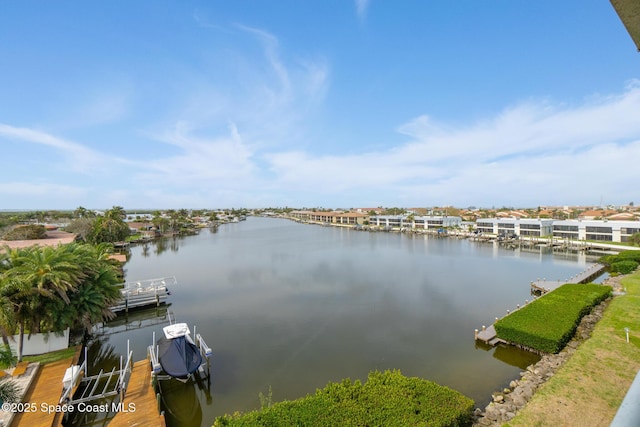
[0,243,123,359]
[88,216,130,244]
[105,206,127,221]
[0,256,16,346]
[65,244,121,333]
[151,211,169,234]
[68,264,121,334]
[0,277,45,361]
[73,206,96,219]
[8,245,82,303]
[4,245,84,361]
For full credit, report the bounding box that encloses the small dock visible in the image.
[475,325,505,346]
[474,298,534,347]
[111,277,176,313]
[109,358,166,427]
[530,263,606,294]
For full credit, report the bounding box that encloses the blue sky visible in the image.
[1,1,639,210]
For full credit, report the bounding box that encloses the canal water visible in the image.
[97,217,600,426]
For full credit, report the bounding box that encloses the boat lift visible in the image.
[148,314,212,381]
[110,276,177,313]
[60,342,133,406]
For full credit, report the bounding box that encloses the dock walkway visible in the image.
[530,263,606,294]
[11,357,74,427]
[109,358,165,427]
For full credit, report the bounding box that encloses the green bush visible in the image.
[611,260,639,275]
[600,250,640,265]
[0,345,16,369]
[614,250,640,262]
[214,370,474,427]
[0,378,21,404]
[2,224,47,240]
[495,284,612,354]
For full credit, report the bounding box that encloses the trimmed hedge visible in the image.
[611,260,639,275]
[495,284,612,354]
[600,250,640,265]
[213,370,474,427]
[600,251,640,276]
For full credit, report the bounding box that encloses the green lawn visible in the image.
[23,346,78,365]
[505,270,640,427]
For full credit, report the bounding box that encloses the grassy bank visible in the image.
[505,270,640,426]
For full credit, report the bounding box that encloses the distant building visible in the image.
[476,217,640,243]
[553,220,640,243]
[125,213,153,222]
[369,215,462,230]
[354,207,384,215]
[289,210,368,225]
[476,218,554,237]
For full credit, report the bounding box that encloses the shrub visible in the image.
[214,370,474,427]
[611,260,639,275]
[2,224,47,240]
[0,345,16,369]
[614,250,640,263]
[495,284,612,353]
[0,378,21,404]
[600,250,640,265]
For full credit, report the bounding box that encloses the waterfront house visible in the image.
[475,218,554,237]
[552,219,640,243]
[476,217,640,243]
[368,215,462,230]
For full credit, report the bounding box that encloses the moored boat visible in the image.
[149,321,212,383]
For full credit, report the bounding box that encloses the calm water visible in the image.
[96,217,599,426]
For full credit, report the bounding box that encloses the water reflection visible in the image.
[492,345,540,369]
[159,378,204,427]
[106,218,601,426]
[96,305,172,336]
[142,243,150,258]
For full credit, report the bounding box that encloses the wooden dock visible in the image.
[530,263,606,294]
[109,358,166,427]
[475,325,505,346]
[11,356,74,427]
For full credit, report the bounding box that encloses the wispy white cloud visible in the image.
[355,0,371,22]
[0,124,110,174]
[193,10,224,31]
[235,24,293,108]
[174,22,329,151]
[3,81,640,208]
[4,81,640,208]
[265,81,640,206]
[139,120,256,186]
[70,90,130,128]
